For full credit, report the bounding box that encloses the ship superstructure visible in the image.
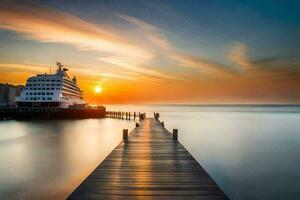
[16,62,85,108]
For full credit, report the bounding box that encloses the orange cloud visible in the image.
[0,1,184,82]
[0,1,151,61]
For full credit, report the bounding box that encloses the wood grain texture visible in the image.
[68,118,229,200]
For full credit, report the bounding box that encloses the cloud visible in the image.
[252,56,300,71]
[0,1,185,81]
[228,41,252,71]
[171,53,234,77]
[0,1,152,61]
[0,62,49,73]
[118,14,172,50]
[229,41,300,74]
[119,14,234,77]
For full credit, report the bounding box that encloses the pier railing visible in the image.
[105,111,146,121]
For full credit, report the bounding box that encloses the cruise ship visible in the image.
[16,62,85,108]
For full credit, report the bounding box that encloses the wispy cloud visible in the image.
[228,41,252,71]
[0,1,237,81]
[252,56,300,72]
[0,1,186,82]
[118,14,173,50]
[119,14,233,77]
[229,41,300,74]
[0,1,151,61]
[0,62,49,73]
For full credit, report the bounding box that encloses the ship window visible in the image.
[30,93,32,95]
[51,80,54,81]
[46,84,50,86]
[30,98,33,100]
[42,92,45,95]
[56,80,60,82]
[56,88,60,90]
[42,98,45,100]
[34,97,37,100]
[47,97,52,100]
[51,88,54,90]
[38,92,40,95]
[46,92,49,95]
[47,88,50,90]
[34,92,37,95]
[51,92,53,95]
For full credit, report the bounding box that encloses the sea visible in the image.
[0,105,299,200]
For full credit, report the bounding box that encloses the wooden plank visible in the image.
[68,118,229,199]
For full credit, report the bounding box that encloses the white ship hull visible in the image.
[16,62,85,108]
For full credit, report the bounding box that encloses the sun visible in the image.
[95,86,102,94]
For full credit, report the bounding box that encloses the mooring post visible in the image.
[161,121,164,127]
[123,129,128,141]
[135,122,139,128]
[173,129,178,141]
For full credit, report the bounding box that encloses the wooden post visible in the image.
[123,129,128,141]
[173,129,178,141]
[135,122,139,128]
[161,121,164,127]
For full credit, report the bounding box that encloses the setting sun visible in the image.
[95,86,102,94]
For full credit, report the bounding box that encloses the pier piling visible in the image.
[173,128,178,141]
[123,129,128,141]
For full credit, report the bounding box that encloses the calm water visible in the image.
[108,105,300,200]
[1,105,300,200]
[0,118,134,199]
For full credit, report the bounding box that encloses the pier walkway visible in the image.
[68,118,228,199]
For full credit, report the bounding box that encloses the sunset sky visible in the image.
[0,0,300,104]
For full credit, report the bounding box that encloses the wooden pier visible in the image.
[0,107,106,120]
[68,118,228,199]
[106,111,146,121]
